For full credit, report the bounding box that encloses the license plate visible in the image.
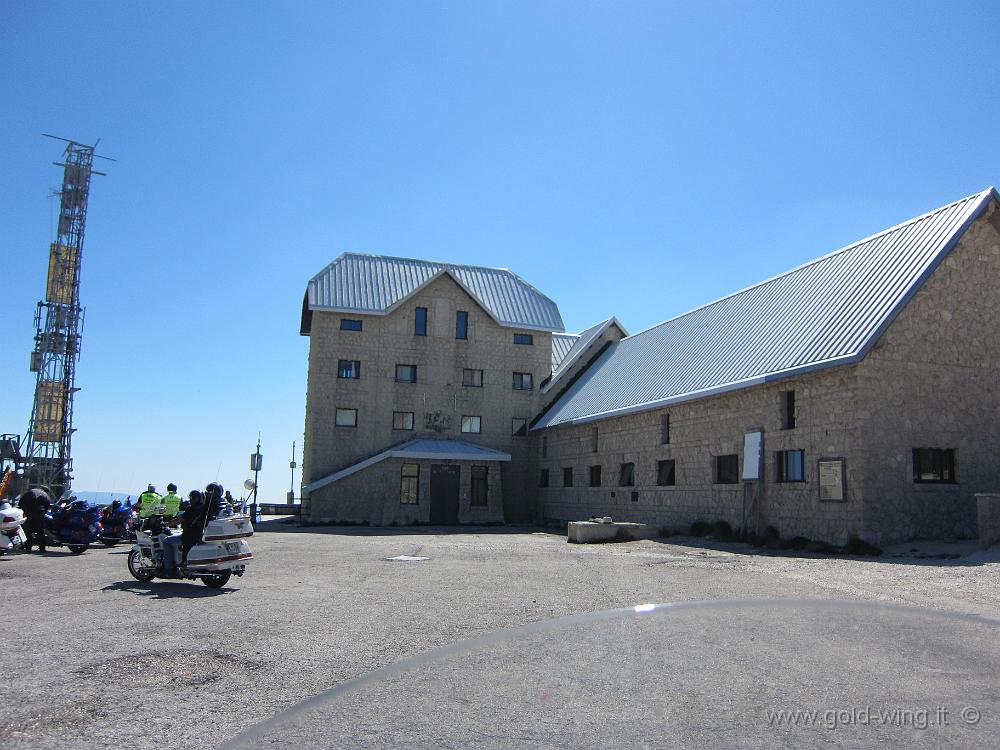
[226,542,240,553]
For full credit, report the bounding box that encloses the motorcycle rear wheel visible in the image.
[101,539,117,547]
[127,549,156,582]
[202,571,231,588]
[67,544,88,554]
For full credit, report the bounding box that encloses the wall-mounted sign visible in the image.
[742,430,763,480]
[818,459,846,502]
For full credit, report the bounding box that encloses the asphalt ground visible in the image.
[3,519,999,749]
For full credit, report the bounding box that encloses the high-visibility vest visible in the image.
[161,492,183,518]
[137,491,163,518]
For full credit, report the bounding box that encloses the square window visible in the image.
[776,450,805,482]
[563,467,573,487]
[539,469,549,488]
[462,368,483,387]
[913,448,956,483]
[400,463,419,504]
[512,418,528,437]
[714,454,739,484]
[513,333,534,345]
[395,364,417,383]
[337,359,360,379]
[392,411,415,431]
[461,415,481,434]
[512,372,533,390]
[471,466,488,506]
[656,459,675,486]
[340,319,362,331]
[335,408,357,428]
[661,414,670,444]
[619,462,635,487]
[589,465,602,487]
[456,311,469,340]
[782,391,796,430]
[415,307,427,336]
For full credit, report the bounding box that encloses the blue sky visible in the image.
[2,1,998,501]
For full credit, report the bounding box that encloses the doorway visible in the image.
[429,464,460,524]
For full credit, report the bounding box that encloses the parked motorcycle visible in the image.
[127,508,253,588]
[44,498,103,554]
[99,498,136,546]
[0,499,27,556]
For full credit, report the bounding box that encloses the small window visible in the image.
[913,448,956,483]
[470,466,489,506]
[395,364,417,383]
[542,435,548,458]
[539,469,549,488]
[335,408,357,428]
[782,391,796,430]
[400,463,419,504]
[415,307,427,336]
[656,459,675,486]
[661,414,670,444]
[392,411,415,431]
[337,359,361,379]
[714,454,739,484]
[589,465,602,487]
[512,372,533,390]
[591,426,599,453]
[563,467,573,487]
[456,311,468,340]
[619,462,635,487]
[776,450,805,482]
[513,333,534,345]
[512,418,528,437]
[340,319,362,331]
[462,368,483,387]
[461,415,481,434]
[631,491,639,503]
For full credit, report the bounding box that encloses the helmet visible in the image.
[188,489,205,506]
[111,499,122,509]
[147,484,156,493]
[167,483,177,493]
[206,482,224,499]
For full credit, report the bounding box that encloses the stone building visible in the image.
[300,188,1000,544]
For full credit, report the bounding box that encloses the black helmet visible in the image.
[188,489,205,505]
[206,482,224,499]
[167,483,177,493]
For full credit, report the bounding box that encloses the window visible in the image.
[400,463,419,504]
[512,418,528,437]
[631,491,639,503]
[782,390,796,430]
[539,469,549,488]
[461,415,481,434]
[512,372,533,390]
[661,414,670,444]
[395,364,417,383]
[776,449,805,482]
[913,448,956,483]
[335,408,357,428]
[462,368,483,387]
[563,467,573,487]
[656,459,675,486]
[392,411,414,431]
[471,466,488,506]
[456,311,468,340]
[591,426,599,453]
[714,454,739,484]
[542,436,548,458]
[340,319,362,331]
[513,333,534,345]
[337,360,360,379]
[589,465,602,487]
[415,307,427,336]
[619,462,635,487]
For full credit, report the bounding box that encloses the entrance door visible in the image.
[429,464,460,524]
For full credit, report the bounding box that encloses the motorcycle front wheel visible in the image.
[202,571,232,588]
[127,549,156,582]
[101,538,117,547]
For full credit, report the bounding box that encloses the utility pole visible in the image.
[249,435,262,521]
[288,440,296,504]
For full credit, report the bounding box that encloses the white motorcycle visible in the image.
[127,508,254,588]
[0,500,27,556]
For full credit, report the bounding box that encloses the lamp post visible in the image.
[288,440,296,504]
[249,437,262,522]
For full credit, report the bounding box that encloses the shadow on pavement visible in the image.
[101,580,237,599]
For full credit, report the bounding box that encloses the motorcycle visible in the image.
[0,499,27,556]
[44,498,104,554]
[99,498,137,546]
[127,507,254,588]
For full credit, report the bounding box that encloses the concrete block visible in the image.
[567,520,658,543]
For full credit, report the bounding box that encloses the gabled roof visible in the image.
[534,188,999,430]
[542,317,627,394]
[551,333,579,369]
[301,253,564,334]
[303,439,512,494]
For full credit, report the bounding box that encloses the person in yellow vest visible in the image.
[136,484,162,519]
[161,483,183,518]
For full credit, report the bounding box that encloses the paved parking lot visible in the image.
[3,519,999,749]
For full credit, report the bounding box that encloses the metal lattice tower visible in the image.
[21,138,106,497]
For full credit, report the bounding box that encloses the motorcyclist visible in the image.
[136,484,162,522]
[205,482,227,518]
[161,483,183,518]
[163,489,212,569]
[18,487,52,553]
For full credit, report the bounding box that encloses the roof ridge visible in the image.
[338,251,513,275]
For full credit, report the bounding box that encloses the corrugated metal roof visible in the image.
[534,188,998,430]
[551,333,579,369]
[304,439,511,493]
[543,317,627,393]
[304,253,564,333]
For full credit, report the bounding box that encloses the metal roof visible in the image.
[302,253,564,334]
[551,333,579,369]
[534,188,999,430]
[543,317,627,394]
[303,439,512,493]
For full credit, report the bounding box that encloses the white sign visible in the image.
[818,459,845,502]
[742,431,762,480]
